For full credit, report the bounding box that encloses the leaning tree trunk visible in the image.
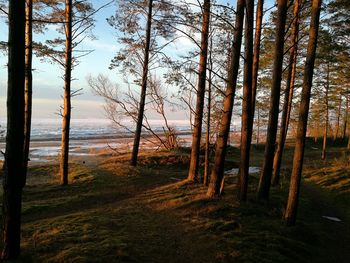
[272,0,302,186]
[204,35,213,186]
[60,0,73,185]
[1,0,26,259]
[257,0,288,201]
[284,0,322,226]
[24,0,33,183]
[238,0,254,202]
[131,0,153,166]
[188,0,210,182]
[321,63,329,160]
[207,0,245,197]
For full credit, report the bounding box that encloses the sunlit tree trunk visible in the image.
[1,0,26,259]
[272,0,302,186]
[207,0,245,197]
[188,0,210,182]
[238,0,254,202]
[60,0,73,185]
[248,0,264,149]
[257,107,260,145]
[204,36,213,186]
[342,91,348,140]
[131,0,153,166]
[257,0,288,200]
[284,0,322,226]
[334,94,342,141]
[321,63,330,160]
[24,0,33,183]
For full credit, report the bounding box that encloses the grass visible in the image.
[0,142,350,262]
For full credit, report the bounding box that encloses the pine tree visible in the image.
[258,0,288,200]
[108,0,175,166]
[131,0,153,166]
[24,0,33,183]
[1,0,26,259]
[188,0,211,182]
[207,0,245,197]
[60,0,73,185]
[203,34,213,186]
[284,0,322,226]
[247,0,264,151]
[33,0,96,185]
[237,0,254,202]
[272,0,302,185]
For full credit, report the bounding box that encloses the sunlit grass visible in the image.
[0,144,349,262]
[304,160,350,194]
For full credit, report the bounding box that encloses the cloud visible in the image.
[83,40,120,53]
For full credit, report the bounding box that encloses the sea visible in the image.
[0,118,192,163]
[0,118,191,141]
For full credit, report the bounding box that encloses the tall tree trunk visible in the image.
[188,0,210,182]
[284,0,322,226]
[238,0,254,202]
[207,0,245,197]
[342,92,348,140]
[1,0,26,259]
[272,0,302,186]
[204,35,213,186]
[321,63,329,160]
[24,0,33,184]
[334,94,342,140]
[60,0,73,185]
[130,0,153,166]
[257,0,288,200]
[257,107,260,145]
[248,0,264,149]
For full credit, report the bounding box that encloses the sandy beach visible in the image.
[0,132,194,165]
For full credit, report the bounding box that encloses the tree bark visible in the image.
[207,0,245,197]
[60,0,73,185]
[257,0,288,200]
[24,0,33,184]
[257,107,260,145]
[130,0,153,166]
[237,0,254,202]
[343,91,348,140]
[284,0,322,226]
[334,94,342,141]
[272,0,302,186]
[1,0,26,259]
[321,63,329,160]
[204,35,213,186]
[248,0,264,148]
[188,0,210,182]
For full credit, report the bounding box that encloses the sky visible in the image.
[0,0,275,121]
[0,0,120,119]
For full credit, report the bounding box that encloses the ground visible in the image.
[1,140,350,262]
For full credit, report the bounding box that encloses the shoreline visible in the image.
[0,130,245,166]
[0,131,193,143]
[0,132,194,165]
